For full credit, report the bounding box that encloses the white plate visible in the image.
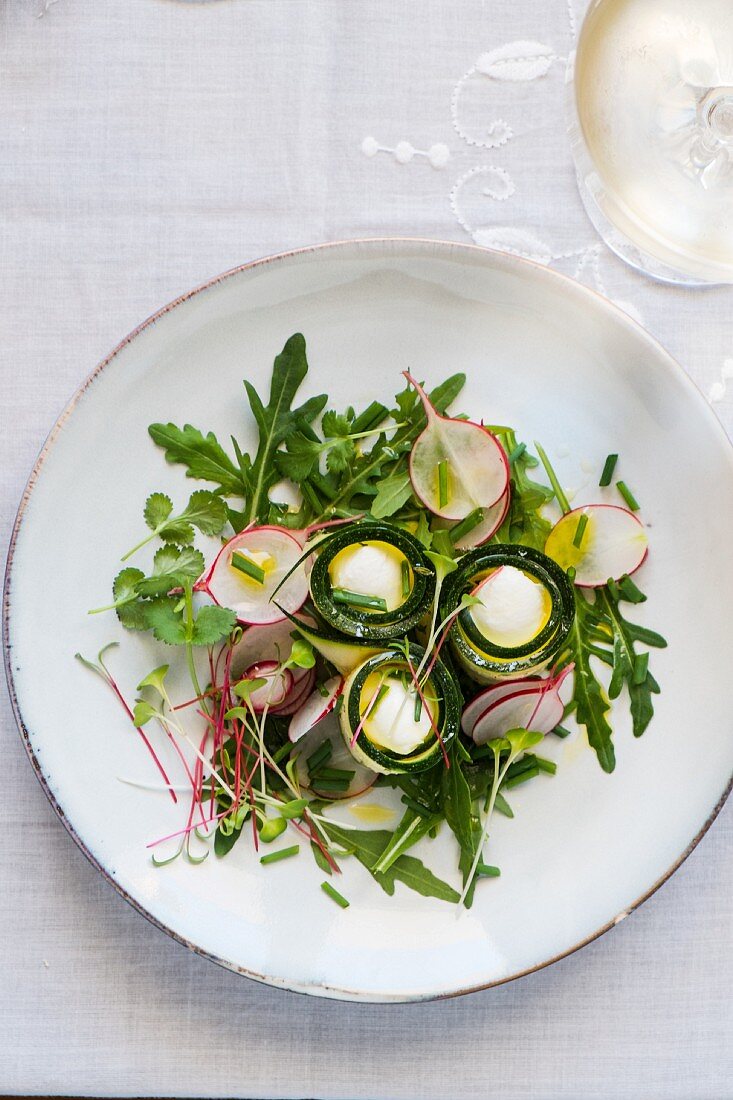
[4,239,732,1002]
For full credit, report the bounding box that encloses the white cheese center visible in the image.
[328,541,407,612]
[363,675,433,755]
[470,565,550,648]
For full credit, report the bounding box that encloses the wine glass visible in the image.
[568,0,733,285]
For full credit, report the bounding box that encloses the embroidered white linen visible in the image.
[0,0,731,1097]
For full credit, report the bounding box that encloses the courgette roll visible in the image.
[440,544,575,683]
[308,522,436,641]
[339,644,461,774]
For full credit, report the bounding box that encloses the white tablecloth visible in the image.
[1,1,731,1096]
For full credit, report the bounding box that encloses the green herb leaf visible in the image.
[244,333,327,524]
[144,492,173,530]
[190,604,237,646]
[323,822,460,903]
[135,545,205,597]
[370,472,414,518]
[148,423,247,497]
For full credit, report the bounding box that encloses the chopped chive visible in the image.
[413,691,423,722]
[272,741,295,764]
[450,507,484,544]
[300,482,322,513]
[476,863,501,878]
[260,845,300,865]
[312,767,355,782]
[310,777,350,792]
[534,441,571,514]
[508,442,527,465]
[306,741,332,773]
[552,724,572,739]
[351,400,389,434]
[599,453,618,487]
[567,565,577,583]
[401,559,411,599]
[437,460,449,507]
[535,756,557,775]
[278,798,308,820]
[370,682,390,718]
[616,480,640,511]
[321,881,350,908]
[573,512,589,549]
[332,587,388,612]
[400,795,432,818]
[455,738,472,763]
[633,651,649,685]
[618,573,646,604]
[504,764,540,789]
[317,681,330,697]
[231,552,265,585]
[494,792,514,818]
[606,577,620,601]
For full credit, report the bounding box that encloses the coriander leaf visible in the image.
[135,545,205,597]
[244,333,327,524]
[321,410,351,437]
[190,604,237,646]
[148,423,247,497]
[144,493,173,530]
[370,472,414,518]
[275,433,321,482]
[113,568,144,604]
[144,598,188,645]
[112,568,149,630]
[179,490,229,536]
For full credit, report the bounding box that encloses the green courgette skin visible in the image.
[440,544,575,683]
[309,522,436,641]
[340,643,460,774]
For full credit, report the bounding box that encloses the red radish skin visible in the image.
[199,526,308,625]
[404,373,509,521]
[461,675,544,735]
[289,676,345,743]
[470,665,574,745]
[434,485,511,550]
[545,504,649,588]
[271,667,317,716]
[242,661,294,712]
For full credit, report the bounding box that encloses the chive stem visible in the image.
[331,587,388,612]
[616,480,640,511]
[535,756,557,775]
[504,763,541,789]
[321,881,350,908]
[400,795,432,818]
[306,741,333,772]
[552,724,572,739]
[272,742,295,763]
[450,508,484,544]
[312,767,355,781]
[534,442,571,514]
[413,690,423,722]
[437,460,449,508]
[599,453,618,487]
[310,777,350,792]
[573,512,589,549]
[260,845,300,865]
[231,552,265,585]
[508,442,527,465]
[476,863,501,877]
[401,559,411,599]
[618,573,646,604]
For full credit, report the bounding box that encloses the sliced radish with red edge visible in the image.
[289,676,344,743]
[405,373,509,520]
[241,661,294,712]
[200,526,308,625]
[545,505,648,588]
[461,674,544,735]
[271,667,317,716]
[471,666,574,745]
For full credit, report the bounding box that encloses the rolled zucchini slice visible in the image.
[440,544,575,683]
[339,644,460,774]
[308,522,436,641]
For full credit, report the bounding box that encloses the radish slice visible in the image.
[405,373,509,520]
[461,675,544,735]
[470,666,574,745]
[230,619,300,679]
[289,676,344,743]
[293,711,378,800]
[434,486,510,550]
[241,661,294,712]
[271,667,316,716]
[545,504,648,588]
[201,526,308,625]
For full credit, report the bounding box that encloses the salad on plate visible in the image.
[80,334,665,908]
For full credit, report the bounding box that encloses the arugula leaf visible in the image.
[599,587,666,737]
[323,822,459,903]
[495,431,553,550]
[244,333,327,524]
[562,591,616,773]
[147,423,247,496]
[441,749,482,906]
[370,472,414,518]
